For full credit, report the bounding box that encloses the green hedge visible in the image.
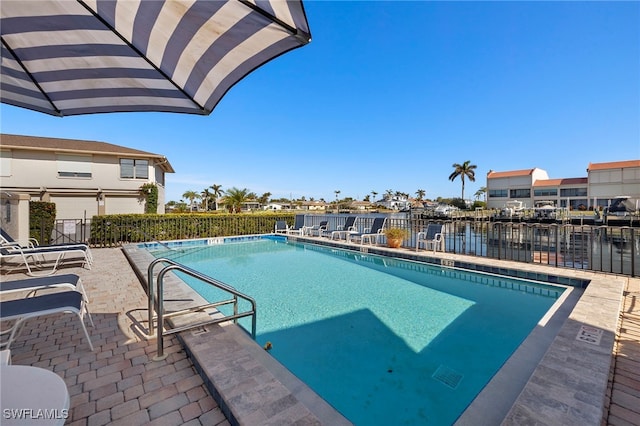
[30,201,56,244]
[90,213,296,247]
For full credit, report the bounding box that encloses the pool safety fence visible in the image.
[58,214,637,277]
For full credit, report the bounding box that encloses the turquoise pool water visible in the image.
[149,237,564,425]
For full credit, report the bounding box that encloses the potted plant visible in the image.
[383,227,409,248]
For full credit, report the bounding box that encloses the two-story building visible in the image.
[486,160,640,210]
[0,134,174,219]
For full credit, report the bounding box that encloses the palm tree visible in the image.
[416,189,426,201]
[474,186,487,202]
[182,191,200,211]
[258,192,271,206]
[334,190,340,210]
[201,188,210,211]
[225,187,250,213]
[209,184,224,211]
[371,190,378,202]
[449,160,477,201]
[182,190,200,212]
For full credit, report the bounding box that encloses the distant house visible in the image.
[0,134,174,219]
[349,200,372,211]
[486,160,640,210]
[263,203,284,211]
[218,198,261,212]
[377,195,411,211]
[300,201,327,211]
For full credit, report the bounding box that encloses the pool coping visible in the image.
[123,234,627,425]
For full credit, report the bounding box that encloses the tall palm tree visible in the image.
[371,190,378,202]
[334,190,341,210]
[416,189,426,201]
[209,184,224,211]
[449,160,477,201]
[225,187,250,213]
[182,190,200,212]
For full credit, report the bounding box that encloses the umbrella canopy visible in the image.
[1,0,311,117]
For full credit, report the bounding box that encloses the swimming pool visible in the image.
[148,236,566,425]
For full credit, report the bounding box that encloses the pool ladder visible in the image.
[147,258,257,361]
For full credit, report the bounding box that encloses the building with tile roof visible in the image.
[0,134,174,219]
[486,160,640,210]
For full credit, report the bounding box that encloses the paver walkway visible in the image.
[1,248,229,426]
[605,277,640,425]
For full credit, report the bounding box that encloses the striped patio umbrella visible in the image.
[0,0,311,117]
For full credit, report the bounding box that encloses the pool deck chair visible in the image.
[274,220,289,234]
[0,291,94,351]
[1,227,91,252]
[1,274,89,303]
[308,221,328,237]
[0,245,93,276]
[330,216,358,240]
[286,215,307,236]
[349,217,386,245]
[0,228,38,249]
[416,223,444,253]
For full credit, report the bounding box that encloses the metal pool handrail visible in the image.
[147,258,257,360]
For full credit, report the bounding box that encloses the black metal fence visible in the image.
[47,214,638,277]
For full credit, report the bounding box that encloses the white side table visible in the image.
[0,365,70,425]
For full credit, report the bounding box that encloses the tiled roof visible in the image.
[588,160,640,171]
[1,133,174,172]
[533,177,588,187]
[487,169,535,178]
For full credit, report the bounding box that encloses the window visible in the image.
[534,188,558,197]
[560,187,587,197]
[488,189,507,198]
[120,159,149,179]
[57,154,92,178]
[510,189,531,198]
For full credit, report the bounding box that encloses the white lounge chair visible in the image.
[0,228,38,249]
[286,215,307,236]
[1,273,89,303]
[0,290,94,351]
[274,220,289,234]
[0,245,93,276]
[308,221,328,237]
[416,223,444,253]
[349,217,386,245]
[330,216,358,240]
[1,227,90,252]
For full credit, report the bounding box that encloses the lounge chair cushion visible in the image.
[0,291,93,351]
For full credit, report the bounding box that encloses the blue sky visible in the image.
[1,1,639,203]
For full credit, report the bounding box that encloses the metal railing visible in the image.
[147,258,257,360]
[296,215,638,277]
[44,213,638,277]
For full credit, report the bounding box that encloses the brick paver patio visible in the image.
[1,248,229,426]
